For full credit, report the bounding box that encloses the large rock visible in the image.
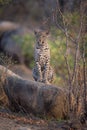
[0,21,19,31]
[0,65,69,119]
[0,21,31,64]
[10,65,33,81]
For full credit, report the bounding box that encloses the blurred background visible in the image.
[0,0,87,87]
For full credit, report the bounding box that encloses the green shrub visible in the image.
[13,34,35,68]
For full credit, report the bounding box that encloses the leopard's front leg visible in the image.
[43,59,50,84]
[36,61,42,82]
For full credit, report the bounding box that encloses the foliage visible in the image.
[53,1,87,120]
[49,28,75,86]
[0,53,14,68]
[0,0,12,5]
[0,53,13,106]
[13,34,35,68]
[48,30,66,85]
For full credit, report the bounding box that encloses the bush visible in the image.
[13,33,35,68]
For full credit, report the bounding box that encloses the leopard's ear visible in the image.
[34,29,40,36]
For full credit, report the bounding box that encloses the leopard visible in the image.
[32,29,54,84]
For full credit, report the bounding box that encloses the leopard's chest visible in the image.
[35,46,50,65]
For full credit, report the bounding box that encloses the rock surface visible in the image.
[0,22,31,64]
[0,65,69,119]
[10,65,33,81]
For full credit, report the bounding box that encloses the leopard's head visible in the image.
[34,30,49,46]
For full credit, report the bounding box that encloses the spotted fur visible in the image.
[33,30,54,84]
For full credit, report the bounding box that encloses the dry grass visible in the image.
[0,53,13,107]
[0,75,8,107]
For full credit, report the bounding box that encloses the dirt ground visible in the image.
[0,109,87,130]
[0,116,48,130]
[0,113,63,130]
[0,106,70,130]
